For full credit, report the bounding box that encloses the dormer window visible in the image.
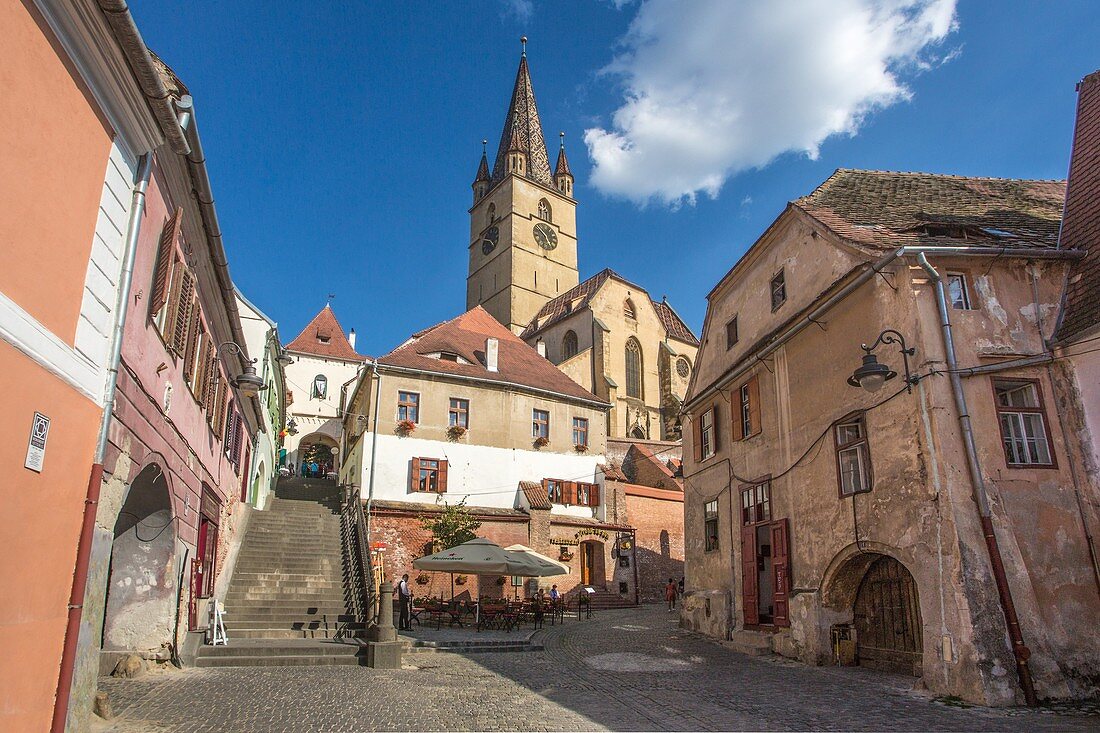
[439,352,459,362]
[316,330,331,344]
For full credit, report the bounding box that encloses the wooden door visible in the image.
[580,542,595,585]
[770,519,790,627]
[740,525,759,625]
[854,556,923,675]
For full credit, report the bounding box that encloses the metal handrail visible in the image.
[337,484,375,634]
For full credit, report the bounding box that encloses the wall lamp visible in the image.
[219,342,267,398]
[847,329,919,394]
[276,348,295,366]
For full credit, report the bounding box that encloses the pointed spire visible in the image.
[474,139,490,183]
[554,131,572,178]
[491,40,552,186]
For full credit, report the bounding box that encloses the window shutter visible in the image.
[240,444,251,498]
[161,258,182,338]
[170,271,195,354]
[692,415,703,462]
[771,518,791,627]
[203,356,218,416]
[214,376,227,436]
[732,395,744,442]
[741,525,759,625]
[150,208,182,316]
[437,460,448,493]
[410,458,421,492]
[590,483,600,507]
[183,315,201,382]
[231,412,243,467]
[747,376,761,437]
[565,481,577,505]
[711,405,721,452]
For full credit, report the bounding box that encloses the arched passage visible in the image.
[822,548,923,676]
[103,462,177,652]
[294,432,339,477]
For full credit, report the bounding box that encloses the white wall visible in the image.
[351,432,606,520]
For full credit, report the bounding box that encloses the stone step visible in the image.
[196,654,361,667]
[226,589,348,599]
[404,640,543,654]
[226,627,347,640]
[227,575,345,585]
[198,640,363,657]
[721,631,774,657]
[226,594,348,604]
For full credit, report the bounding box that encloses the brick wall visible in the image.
[624,491,685,603]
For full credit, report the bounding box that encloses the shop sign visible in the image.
[550,538,579,547]
[24,412,50,472]
[574,528,609,541]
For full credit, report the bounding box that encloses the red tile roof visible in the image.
[1057,70,1100,342]
[285,305,364,361]
[795,169,1065,254]
[378,306,605,404]
[519,481,551,510]
[520,268,699,346]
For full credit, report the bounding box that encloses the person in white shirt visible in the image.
[397,573,412,630]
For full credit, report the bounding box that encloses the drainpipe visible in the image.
[365,361,382,545]
[916,252,1038,707]
[51,153,153,733]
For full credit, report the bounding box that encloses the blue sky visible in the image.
[131,1,1099,358]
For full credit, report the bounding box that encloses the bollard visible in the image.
[370,583,397,642]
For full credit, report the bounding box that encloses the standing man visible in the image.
[397,573,412,630]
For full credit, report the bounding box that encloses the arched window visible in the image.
[311,374,328,399]
[562,330,578,359]
[537,198,552,222]
[624,298,637,320]
[625,338,643,398]
[486,203,496,226]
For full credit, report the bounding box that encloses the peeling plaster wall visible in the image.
[684,220,1100,705]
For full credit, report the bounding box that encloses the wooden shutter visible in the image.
[437,460,448,493]
[711,404,721,453]
[741,524,759,626]
[747,376,761,438]
[183,315,201,382]
[564,481,577,505]
[150,208,182,316]
[589,483,600,507]
[213,376,227,436]
[170,271,195,354]
[692,414,703,462]
[410,458,421,492]
[771,518,791,627]
[203,355,219,417]
[240,444,251,499]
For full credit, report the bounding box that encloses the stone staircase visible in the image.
[565,587,638,612]
[196,478,365,668]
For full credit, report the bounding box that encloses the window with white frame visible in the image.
[704,500,719,551]
[700,408,715,460]
[947,273,972,310]
[994,379,1053,466]
[834,414,872,495]
[532,409,550,439]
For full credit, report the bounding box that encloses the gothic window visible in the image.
[486,203,496,226]
[624,298,637,320]
[625,338,643,399]
[537,198,552,222]
[562,330,578,359]
[311,374,328,399]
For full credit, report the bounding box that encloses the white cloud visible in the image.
[502,0,534,22]
[584,0,959,206]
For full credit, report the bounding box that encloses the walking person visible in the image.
[665,577,678,612]
[397,573,412,630]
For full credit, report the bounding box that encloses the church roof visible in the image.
[378,306,605,405]
[491,55,552,186]
[519,268,700,346]
[554,142,572,178]
[285,305,364,361]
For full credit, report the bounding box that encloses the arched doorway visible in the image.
[853,555,923,675]
[103,463,177,651]
[579,540,605,587]
[295,432,339,478]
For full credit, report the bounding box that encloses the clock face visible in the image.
[482,226,499,255]
[533,222,558,251]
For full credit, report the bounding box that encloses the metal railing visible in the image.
[337,484,375,636]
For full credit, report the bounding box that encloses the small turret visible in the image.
[554,131,574,198]
[505,125,527,177]
[472,139,490,203]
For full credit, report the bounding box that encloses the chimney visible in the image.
[348,328,357,351]
[536,340,547,358]
[485,337,499,372]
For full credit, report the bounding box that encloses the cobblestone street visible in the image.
[96,605,1098,732]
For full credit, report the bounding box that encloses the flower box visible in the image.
[396,419,416,436]
[533,436,550,449]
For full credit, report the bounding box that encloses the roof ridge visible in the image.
[820,167,1065,185]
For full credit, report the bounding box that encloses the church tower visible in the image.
[467,39,579,334]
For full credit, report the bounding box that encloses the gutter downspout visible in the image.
[365,361,382,547]
[52,153,153,733]
[917,252,1038,707]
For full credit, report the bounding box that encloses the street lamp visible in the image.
[276,348,295,366]
[219,342,267,398]
[847,329,919,394]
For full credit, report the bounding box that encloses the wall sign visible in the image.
[24,412,50,472]
[574,528,609,541]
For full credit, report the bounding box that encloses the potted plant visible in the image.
[533,435,550,449]
[495,576,507,586]
[573,443,589,453]
[455,574,467,585]
[416,572,431,585]
[396,419,416,436]
[446,424,467,441]
[558,547,574,562]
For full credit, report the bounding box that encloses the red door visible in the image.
[770,519,791,627]
[740,525,759,625]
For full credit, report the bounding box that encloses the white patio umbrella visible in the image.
[504,544,569,575]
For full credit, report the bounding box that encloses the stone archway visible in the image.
[294,432,339,477]
[821,546,924,676]
[102,462,177,652]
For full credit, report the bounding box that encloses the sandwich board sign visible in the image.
[25,412,50,472]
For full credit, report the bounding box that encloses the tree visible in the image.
[420,499,481,552]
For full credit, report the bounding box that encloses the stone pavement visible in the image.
[97,605,1098,732]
